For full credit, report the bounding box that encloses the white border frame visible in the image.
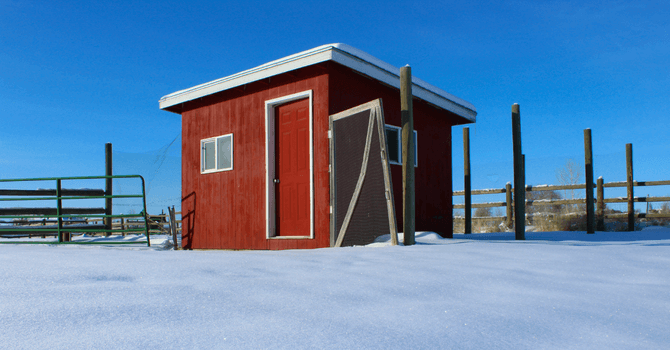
[384,125,418,167]
[264,90,314,239]
[200,133,234,174]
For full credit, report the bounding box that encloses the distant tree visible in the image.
[556,159,583,213]
[474,207,492,217]
[526,190,563,215]
[556,159,582,200]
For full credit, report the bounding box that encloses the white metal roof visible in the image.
[159,43,476,122]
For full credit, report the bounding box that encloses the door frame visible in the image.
[264,90,314,239]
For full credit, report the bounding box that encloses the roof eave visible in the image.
[159,44,476,122]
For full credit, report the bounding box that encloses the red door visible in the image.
[275,98,310,236]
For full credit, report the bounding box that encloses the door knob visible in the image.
[274,179,280,184]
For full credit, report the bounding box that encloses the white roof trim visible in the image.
[159,43,476,122]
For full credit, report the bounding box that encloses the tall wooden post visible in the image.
[400,66,415,245]
[506,182,513,228]
[626,143,634,231]
[584,129,595,233]
[512,104,525,240]
[596,176,605,231]
[522,154,526,194]
[463,127,472,234]
[105,143,113,236]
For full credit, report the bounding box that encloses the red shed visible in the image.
[160,43,476,250]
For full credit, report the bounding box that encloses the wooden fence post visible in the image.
[400,65,415,245]
[105,143,113,236]
[523,154,528,227]
[512,104,525,240]
[584,129,595,233]
[506,182,513,228]
[596,176,605,231]
[464,127,471,234]
[56,179,63,243]
[170,206,179,250]
[626,143,634,231]
[522,154,526,196]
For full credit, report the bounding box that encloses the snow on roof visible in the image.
[159,43,476,122]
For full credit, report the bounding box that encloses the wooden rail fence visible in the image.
[461,116,666,235]
[454,180,670,232]
[86,211,182,236]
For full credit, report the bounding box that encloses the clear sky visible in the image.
[1,0,669,213]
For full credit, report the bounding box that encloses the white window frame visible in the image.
[200,133,234,174]
[385,125,418,167]
[264,90,314,240]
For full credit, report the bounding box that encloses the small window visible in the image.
[201,133,233,173]
[385,125,417,167]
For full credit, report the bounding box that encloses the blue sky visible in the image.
[1,0,669,212]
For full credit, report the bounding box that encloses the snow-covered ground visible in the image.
[1,228,669,349]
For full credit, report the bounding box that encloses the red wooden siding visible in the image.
[327,63,458,238]
[180,61,463,250]
[181,65,331,250]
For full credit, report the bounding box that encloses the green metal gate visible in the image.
[0,175,151,246]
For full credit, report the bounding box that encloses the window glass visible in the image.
[201,133,234,173]
[217,135,232,170]
[203,140,216,171]
[414,131,418,166]
[385,128,400,163]
[385,125,417,167]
